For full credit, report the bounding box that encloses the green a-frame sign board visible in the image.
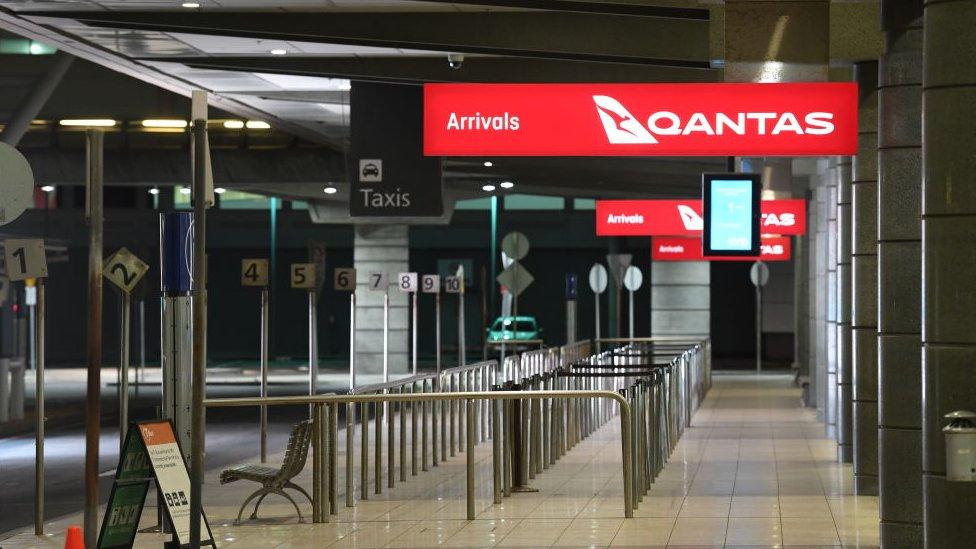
[97,420,216,549]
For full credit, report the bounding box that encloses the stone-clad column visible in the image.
[878,0,923,545]
[354,225,409,375]
[851,60,879,496]
[825,161,839,438]
[837,155,854,463]
[807,182,821,412]
[814,179,829,420]
[921,0,976,545]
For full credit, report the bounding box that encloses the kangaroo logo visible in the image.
[592,95,658,144]
[677,205,703,231]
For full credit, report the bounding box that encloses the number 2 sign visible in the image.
[104,247,149,293]
[3,238,47,281]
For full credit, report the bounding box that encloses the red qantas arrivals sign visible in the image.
[653,236,792,262]
[596,198,806,236]
[423,83,857,157]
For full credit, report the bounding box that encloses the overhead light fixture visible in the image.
[499,181,515,189]
[149,187,160,195]
[270,49,287,56]
[141,119,188,129]
[245,120,271,130]
[215,187,226,194]
[59,119,116,127]
[223,120,245,129]
[482,184,496,192]
[40,185,54,193]
[323,186,338,194]
[182,2,200,8]
[179,187,191,195]
[483,161,493,167]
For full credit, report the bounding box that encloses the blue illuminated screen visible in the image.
[708,179,754,251]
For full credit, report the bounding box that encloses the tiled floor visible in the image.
[2,373,880,548]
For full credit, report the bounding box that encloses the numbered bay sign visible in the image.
[241,258,269,287]
[334,268,357,291]
[3,238,47,281]
[421,274,440,293]
[104,247,149,294]
[98,419,215,548]
[444,276,462,294]
[368,270,388,292]
[397,272,418,293]
[291,263,316,289]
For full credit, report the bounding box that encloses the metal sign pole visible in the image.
[412,291,418,375]
[83,128,104,549]
[628,289,634,340]
[138,298,145,389]
[189,119,208,549]
[458,288,466,367]
[350,292,356,390]
[119,291,131,447]
[309,289,318,401]
[756,284,762,373]
[435,292,442,378]
[260,288,269,462]
[383,292,389,383]
[34,281,44,535]
[595,295,601,347]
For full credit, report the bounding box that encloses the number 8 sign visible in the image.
[397,272,418,292]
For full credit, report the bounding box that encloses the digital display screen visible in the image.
[702,174,761,256]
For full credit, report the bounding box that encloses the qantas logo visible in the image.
[592,95,836,145]
[677,205,703,231]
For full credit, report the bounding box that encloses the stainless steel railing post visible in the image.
[360,402,368,500]
[346,402,355,507]
[466,398,475,520]
[329,403,338,514]
[491,394,502,504]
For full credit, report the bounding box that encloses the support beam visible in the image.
[24,11,710,67]
[401,0,709,19]
[0,51,73,146]
[154,56,717,85]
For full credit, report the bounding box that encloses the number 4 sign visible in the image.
[104,247,150,294]
[3,238,47,281]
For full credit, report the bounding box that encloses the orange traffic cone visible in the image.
[64,525,84,549]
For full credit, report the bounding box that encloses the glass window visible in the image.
[504,194,564,210]
[292,200,309,210]
[573,198,596,210]
[455,197,492,210]
[219,190,278,210]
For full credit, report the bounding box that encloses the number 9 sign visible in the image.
[421,274,440,294]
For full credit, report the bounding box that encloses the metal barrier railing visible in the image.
[197,337,709,531]
[205,389,634,521]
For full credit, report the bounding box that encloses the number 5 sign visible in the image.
[3,238,47,281]
[104,247,149,293]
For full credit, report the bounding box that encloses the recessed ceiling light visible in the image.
[324,186,338,194]
[223,120,245,129]
[149,187,160,195]
[246,120,271,130]
[482,184,496,192]
[215,187,226,194]
[179,187,191,195]
[270,49,287,56]
[40,185,54,192]
[499,181,515,189]
[58,119,116,127]
[182,2,200,8]
[483,161,493,167]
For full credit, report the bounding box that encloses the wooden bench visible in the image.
[220,419,313,523]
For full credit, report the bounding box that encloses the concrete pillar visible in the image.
[650,262,709,340]
[354,225,409,375]
[877,1,923,544]
[806,183,820,408]
[837,155,854,463]
[825,160,839,438]
[723,0,830,82]
[921,0,976,545]
[852,60,879,496]
[794,176,811,390]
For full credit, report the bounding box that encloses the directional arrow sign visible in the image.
[588,263,608,294]
[496,262,534,297]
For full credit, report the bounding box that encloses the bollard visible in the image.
[360,402,368,500]
[491,394,502,504]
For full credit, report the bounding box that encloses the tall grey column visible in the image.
[852,60,879,496]
[650,263,709,340]
[837,155,854,463]
[814,175,829,420]
[825,160,839,438]
[878,1,923,545]
[794,175,811,392]
[921,0,976,546]
[807,184,821,410]
[354,225,409,375]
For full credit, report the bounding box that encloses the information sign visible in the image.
[241,259,269,287]
[702,173,761,256]
[3,238,47,281]
[104,247,150,293]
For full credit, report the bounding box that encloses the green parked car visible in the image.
[486,316,543,348]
